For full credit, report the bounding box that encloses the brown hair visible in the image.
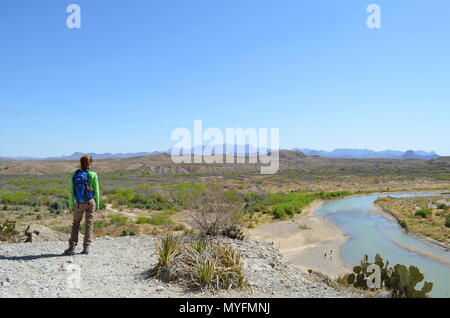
[80,155,93,171]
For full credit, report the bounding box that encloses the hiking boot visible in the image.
[81,246,90,255]
[64,244,76,256]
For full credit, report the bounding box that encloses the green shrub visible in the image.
[121,229,136,236]
[94,220,107,230]
[136,193,175,211]
[98,199,107,210]
[108,214,129,226]
[1,192,32,205]
[48,200,68,214]
[415,209,432,218]
[148,214,173,226]
[246,191,349,219]
[445,214,450,228]
[272,207,287,219]
[317,191,351,199]
[173,183,207,207]
[111,188,137,205]
[272,202,299,217]
[136,216,152,224]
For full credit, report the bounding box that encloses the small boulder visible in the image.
[24,224,73,243]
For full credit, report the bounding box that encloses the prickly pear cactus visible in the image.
[390,264,433,298]
[221,224,245,240]
[343,254,433,298]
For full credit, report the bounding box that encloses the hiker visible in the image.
[64,155,100,255]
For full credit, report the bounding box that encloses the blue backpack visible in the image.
[73,169,95,203]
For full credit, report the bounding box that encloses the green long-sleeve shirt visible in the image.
[69,170,100,210]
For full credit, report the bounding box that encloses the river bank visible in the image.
[371,203,450,266]
[249,200,351,278]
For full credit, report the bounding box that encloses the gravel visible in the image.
[0,235,362,298]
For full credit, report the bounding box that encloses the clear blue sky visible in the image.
[0,0,449,157]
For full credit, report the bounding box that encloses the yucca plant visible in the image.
[151,236,247,291]
[157,235,181,266]
[191,238,209,254]
[216,245,247,290]
[218,245,241,268]
[196,259,216,287]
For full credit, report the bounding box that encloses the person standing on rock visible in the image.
[64,155,100,256]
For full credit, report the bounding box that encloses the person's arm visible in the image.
[69,173,75,211]
[90,172,101,210]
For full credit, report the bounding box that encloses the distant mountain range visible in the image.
[1,151,164,161]
[0,148,441,161]
[294,148,440,160]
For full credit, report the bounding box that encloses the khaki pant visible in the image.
[69,199,96,248]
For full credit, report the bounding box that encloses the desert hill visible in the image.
[0,151,449,176]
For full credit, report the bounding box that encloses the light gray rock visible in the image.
[24,224,72,243]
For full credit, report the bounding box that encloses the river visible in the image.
[316,192,450,298]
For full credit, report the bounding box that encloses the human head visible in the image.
[80,155,93,170]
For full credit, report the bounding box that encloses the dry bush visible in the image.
[183,185,241,236]
[0,220,20,243]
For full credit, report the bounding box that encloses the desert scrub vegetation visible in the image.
[338,254,433,298]
[243,190,350,220]
[1,167,449,212]
[376,195,450,243]
[107,214,130,226]
[105,182,207,211]
[0,220,20,243]
[151,235,247,291]
[415,208,432,218]
[135,212,174,226]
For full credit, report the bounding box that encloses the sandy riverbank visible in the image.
[370,203,450,267]
[249,200,351,279]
